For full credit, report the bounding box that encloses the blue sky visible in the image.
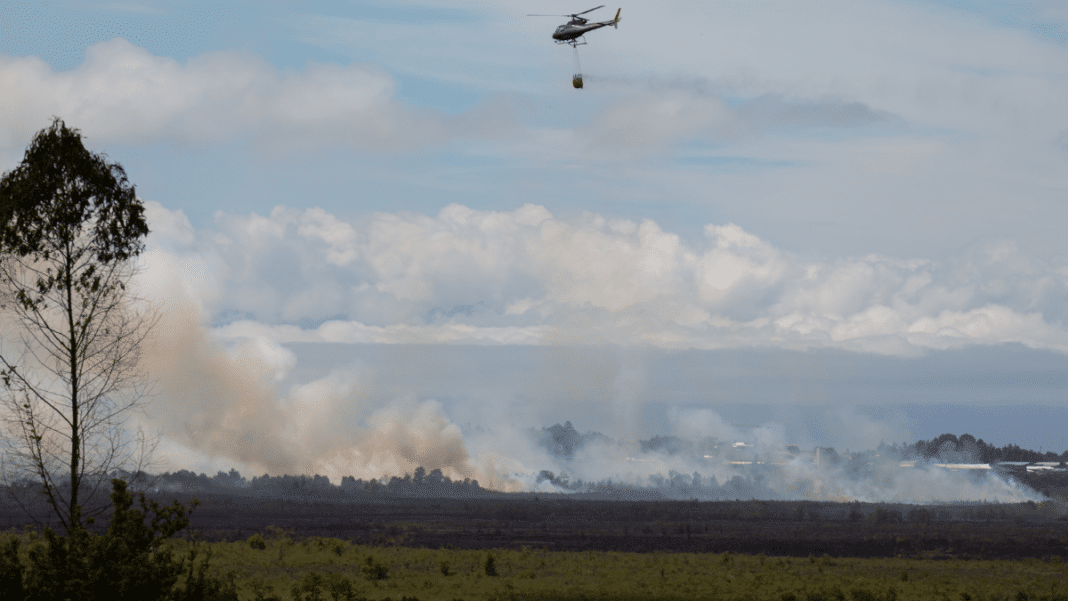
[2,1,1068,488]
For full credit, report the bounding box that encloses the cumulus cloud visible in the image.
[136,201,1068,356]
[0,37,513,159]
[0,33,913,166]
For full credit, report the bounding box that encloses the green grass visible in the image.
[5,527,1068,600]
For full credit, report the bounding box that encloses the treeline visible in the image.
[91,429,1068,505]
[540,421,1068,466]
[886,433,1068,464]
[146,465,782,503]
[140,467,492,500]
[533,421,612,459]
[535,468,776,501]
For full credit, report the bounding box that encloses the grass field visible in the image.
[6,524,1068,600]
[11,522,1058,601]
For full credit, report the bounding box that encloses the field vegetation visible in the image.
[5,523,1068,601]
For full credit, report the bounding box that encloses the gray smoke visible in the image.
[142,296,496,486]
[136,296,1042,504]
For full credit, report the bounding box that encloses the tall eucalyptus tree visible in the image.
[0,118,154,533]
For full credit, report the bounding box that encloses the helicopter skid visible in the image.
[555,36,587,47]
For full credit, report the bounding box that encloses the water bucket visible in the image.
[572,74,583,89]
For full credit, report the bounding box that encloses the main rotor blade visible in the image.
[527,13,569,16]
[574,5,605,15]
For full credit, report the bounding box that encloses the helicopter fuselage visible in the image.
[550,9,619,45]
[552,20,612,41]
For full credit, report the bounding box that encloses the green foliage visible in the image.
[172,546,239,601]
[8,524,1068,601]
[328,538,347,557]
[0,537,23,598]
[248,578,283,601]
[322,573,359,601]
[291,572,326,601]
[247,534,267,550]
[361,556,389,581]
[290,572,360,601]
[0,479,234,601]
[22,486,192,601]
[0,117,148,263]
[105,479,196,548]
[439,560,454,576]
[483,552,498,577]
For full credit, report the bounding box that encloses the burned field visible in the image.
[5,488,1067,599]
[133,493,1068,561]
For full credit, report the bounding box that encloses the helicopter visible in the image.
[528,6,620,88]
[528,5,621,48]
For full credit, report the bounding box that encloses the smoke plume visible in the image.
[142,296,491,485]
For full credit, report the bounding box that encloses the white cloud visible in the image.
[583,91,743,150]
[0,37,509,161]
[138,201,1068,356]
[5,8,1065,266]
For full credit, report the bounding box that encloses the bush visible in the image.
[289,572,360,601]
[249,579,283,601]
[330,539,347,556]
[323,573,357,601]
[172,546,239,601]
[9,479,234,601]
[484,553,498,577]
[362,556,389,581]
[23,482,190,601]
[247,533,267,550]
[0,537,23,599]
[291,572,325,601]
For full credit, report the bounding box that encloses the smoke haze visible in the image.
[120,199,1068,505]
[4,2,1067,510]
[138,296,1042,504]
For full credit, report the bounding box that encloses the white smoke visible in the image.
[128,201,1060,503]
[139,295,505,487]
